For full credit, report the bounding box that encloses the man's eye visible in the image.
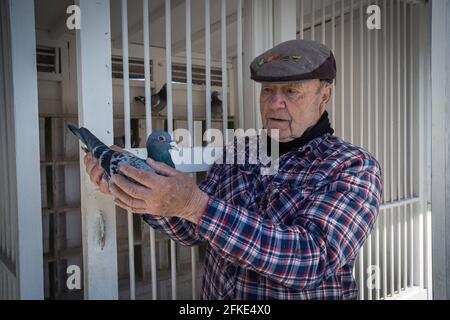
[286,88,299,94]
[262,88,273,94]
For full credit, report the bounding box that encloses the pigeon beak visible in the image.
[169,141,179,151]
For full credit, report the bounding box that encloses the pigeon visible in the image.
[211,91,223,118]
[145,130,177,168]
[67,124,178,180]
[134,83,167,113]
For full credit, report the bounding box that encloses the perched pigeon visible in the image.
[211,91,223,118]
[67,124,177,179]
[146,130,177,168]
[134,83,167,113]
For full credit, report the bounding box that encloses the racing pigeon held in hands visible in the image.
[67,124,178,179]
[134,83,167,114]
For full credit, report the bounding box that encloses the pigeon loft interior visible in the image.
[1,0,450,301]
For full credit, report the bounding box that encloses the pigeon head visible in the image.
[212,91,220,99]
[146,130,178,161]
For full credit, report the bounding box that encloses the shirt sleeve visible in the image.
[142,161,223,247]
[195,154,383,290]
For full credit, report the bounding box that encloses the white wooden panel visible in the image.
[75,0,118,299]
[5,0,44,299]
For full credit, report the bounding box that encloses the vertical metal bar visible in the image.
[299,0,304,39]
[389,0,395,296]
[121,0,136,300]
[143,0,152,134]
[382,0,388,299]
[396,0,402,294]
[349,0,354,142]
[237,0,244,129]
[358,0,365,299]
[166,0,174,134]
[310,0,315,41]
[331,0,336,129]
[165,0,177,300]
[205,0,211,138]
[417,1,425,290]
[374,0,380,300]
[122,0,131,150]
[366,0,372,299]
[321,0,325,44]
[402,0,408,291]
[409,2,414,288]
[186,0,193,145]
[340,0,345,139]
[359,0,364,148]
[143,0,157,300]
[185,0,197,300]
[221,0,228,143]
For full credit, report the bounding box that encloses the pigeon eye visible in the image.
[158,136,165,141]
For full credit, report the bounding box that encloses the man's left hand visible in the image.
[110,158,209,225]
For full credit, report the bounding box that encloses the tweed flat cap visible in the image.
[250,39,336,83]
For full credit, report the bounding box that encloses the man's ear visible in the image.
[319,84,332,113]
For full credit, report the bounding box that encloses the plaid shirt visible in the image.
[143,133,382,300]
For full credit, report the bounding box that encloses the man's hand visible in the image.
[110,158,209,225]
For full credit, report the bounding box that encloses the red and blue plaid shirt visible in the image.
[143,133,382,300]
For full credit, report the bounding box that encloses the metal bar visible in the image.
[143,0,152,134]
[409,2,414,289]
[122,0,131,150]
[374,0,380,300]
[143,0,158,300]
[237,0,244,129]
[205,0,211,138]
[357,0,364,299]
[359,0,364,148]
[340,0,345,139]
[417,1,425,289]
[321,0,325,44]
[186,0,193,145]
[366,0,372,299]
[402,0,408,291]
[185,0,197,300]
[382,0,388,299]
[121,0,136,300]
[221,0,228,143]
[299,0,304,39]
[311,0,315,40]
[396,0,402,294]
[349,0,354,142]
[165,0,177,300]
[166,0,174,134]
[389,0,395,296]
[331,0,335,129]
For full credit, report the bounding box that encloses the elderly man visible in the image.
[84,39,382,300]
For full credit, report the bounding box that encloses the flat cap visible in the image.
[250,39,336,83]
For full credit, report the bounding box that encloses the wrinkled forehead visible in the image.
[260,79,319,89]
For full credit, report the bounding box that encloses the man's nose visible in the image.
[268,91,287,109]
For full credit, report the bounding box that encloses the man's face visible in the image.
[260,79,332,143]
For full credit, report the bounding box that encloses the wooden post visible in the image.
[75,0,118,299]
